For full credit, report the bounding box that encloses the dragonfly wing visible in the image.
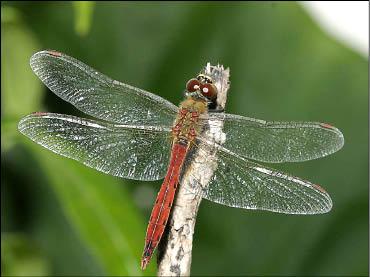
[18,113,172,181]
[30,51,178,125]
[204,113,344,163]
[184,142,332,214]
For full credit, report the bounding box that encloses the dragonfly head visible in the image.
[185,74,218,105]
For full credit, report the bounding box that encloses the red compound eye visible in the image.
[186,78,201,92]
[200,83,217,98]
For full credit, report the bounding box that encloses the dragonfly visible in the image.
[18,50,344,270]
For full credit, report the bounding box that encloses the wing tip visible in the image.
[30,111,49,116]
[18,115,31,135]
[30,50,64,70]
[302,122,344,159]
[31,49,63,58]
[319,122,345,148]
[312,183,333,214]
[18,112,49,133]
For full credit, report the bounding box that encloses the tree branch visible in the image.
[157,63,230,276]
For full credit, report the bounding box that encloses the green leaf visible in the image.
[1,5,21,23]
[1,116,22,150]
[1,233,51,276]
[21,137,156,276]
[73,1,95,37]
[1,6,42,151]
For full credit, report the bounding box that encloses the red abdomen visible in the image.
[141,142,188,269]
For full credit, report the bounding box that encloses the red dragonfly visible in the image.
[18,50,344,270]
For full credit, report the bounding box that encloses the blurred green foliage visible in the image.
[1,1,368,276]
[72,1,94,37]
[1,233,50,276]
[1,6,42,151]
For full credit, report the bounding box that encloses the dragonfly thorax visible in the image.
[172,98,207,144]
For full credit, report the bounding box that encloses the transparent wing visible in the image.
[30,50,178,125]
[202,113,344,163]
[18,113,172,181]
[184,141,332,214]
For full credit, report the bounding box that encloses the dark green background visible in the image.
[1,2,368,276]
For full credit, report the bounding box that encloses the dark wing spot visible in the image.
[46,50,62,57]
[320,123,334,129]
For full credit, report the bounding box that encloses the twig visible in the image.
[157,63,230,276]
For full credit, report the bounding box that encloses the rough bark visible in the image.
[157,63,230,276]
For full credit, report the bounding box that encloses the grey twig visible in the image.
[157,63,230,276]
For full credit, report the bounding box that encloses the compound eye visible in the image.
[186,78,201,92]
[200,83,217,98]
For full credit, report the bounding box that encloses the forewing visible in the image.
[30,50,178,125]
[204,113,344,163]
[18,113,172,181]
[185,142,332,214]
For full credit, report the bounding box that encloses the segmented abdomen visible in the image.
[141,142,188,269]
